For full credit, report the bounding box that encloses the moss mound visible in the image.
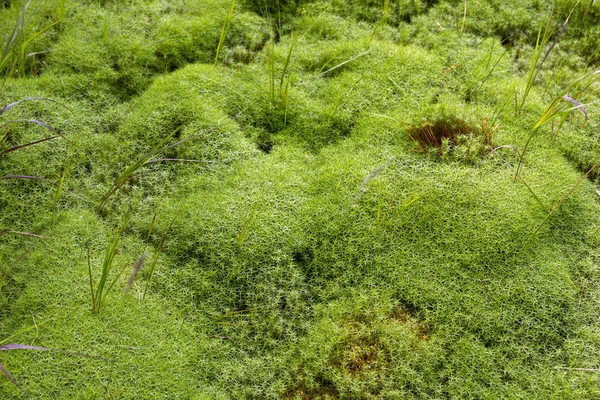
[1,0,600,398]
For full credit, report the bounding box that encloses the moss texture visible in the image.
[1,0,600,398]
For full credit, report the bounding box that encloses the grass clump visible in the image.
[0,0,63,79]
[87,216,128,314]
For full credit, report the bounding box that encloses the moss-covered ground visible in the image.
[1,0,600,398]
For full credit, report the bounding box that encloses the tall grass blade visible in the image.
[516,70,600,178]
[1,0,60,79]
[89,214,131,314]
[214,0,235,66]
[368,0,390,44]
[279,32,296,97]
[519,11,553,114]
[94,228,123,313]
[540,1,578,66]
[519,2,579,115]
[87,248,95,312]
[1,0,33,66]
[52,167,67,224]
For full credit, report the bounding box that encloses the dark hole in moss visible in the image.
[293,248,314,267]
[257,139,274,154]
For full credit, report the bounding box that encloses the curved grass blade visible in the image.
[318,49,370,78]
[0,362,20,390]
[0,344,49,392]
[0,97,71,116]
[562,95,588,124]
[515,70,600,179]
[0,119,59,133]
[354,156,395,206]
[145,158,209,164]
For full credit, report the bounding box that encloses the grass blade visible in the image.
[540,1,578,66]
[52,167,67,224]
[87,248,95,312]
[520,158,600,252]
[0,118,60,133]
[125,253,148,294]
[0,174,55,182]
[99,131,199,210]
[1,0,33,64]
[519,14,551,114]
[1,135,60,156]
[562,95,587,124]
[214,0,235,66]
[0,97,71,116]
[318,49,370,78]
[486,146,548,212]
[0,362,21,391]
[0,231,49,239]
[0,344,50,351]
[143,221,172,300]
[0,344,49,392]
[354,157,395,206]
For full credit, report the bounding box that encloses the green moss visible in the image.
[2,0,600,398]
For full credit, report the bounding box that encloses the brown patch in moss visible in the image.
[388,305,430,341]
[285,387,338,400]
[330,327,384,377]
[286,305,434,397]
[406,116,496,157]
